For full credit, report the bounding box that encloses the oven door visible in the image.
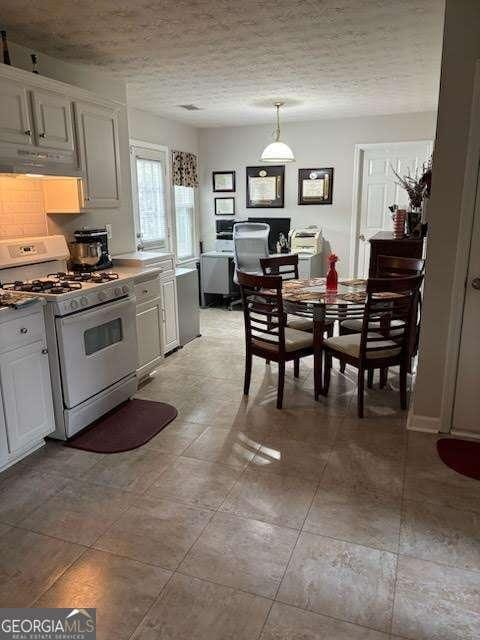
[56,297,137,409]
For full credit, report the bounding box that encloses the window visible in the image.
[175,185,196,260]
[132,147,169,250]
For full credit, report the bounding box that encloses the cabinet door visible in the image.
[31,89,75,151]
[0,78,33,146]
[74,101,121,208]
[136,300,162,370]
[0,402,8,469]
[0,340,55,454]
[160,279,179,354]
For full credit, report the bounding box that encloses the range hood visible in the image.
[0,146,82,178]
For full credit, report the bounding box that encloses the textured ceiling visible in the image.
[1,0,444,127]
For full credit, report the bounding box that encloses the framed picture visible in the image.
[215,196,235,216]
[212,171,236,192]
[298,168,334,205]
[246,165,285,208]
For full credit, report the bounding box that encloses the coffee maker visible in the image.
[68,227,113,272]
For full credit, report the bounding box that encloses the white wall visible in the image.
[128,108,199,154]
[199,112,436,276]
[410,0,480,427]
[8,42,136,255]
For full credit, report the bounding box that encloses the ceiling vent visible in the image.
[178,104,202,111]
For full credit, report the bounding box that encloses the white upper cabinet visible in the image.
[74,101,122,208]
[0,78,33,146]
[31,89,75,151]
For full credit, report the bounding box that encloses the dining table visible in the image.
[282,276,369,398]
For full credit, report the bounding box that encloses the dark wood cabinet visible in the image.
[368,232,424,277]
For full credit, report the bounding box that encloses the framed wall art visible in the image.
[298,168,334,205]
[215,196,235,216]
[212,171,236,192]
[246,165,285,208]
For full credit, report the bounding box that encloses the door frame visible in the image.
[349,140,433,277]
[440,60,480,435]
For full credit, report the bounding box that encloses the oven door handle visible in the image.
[58,296,135,326]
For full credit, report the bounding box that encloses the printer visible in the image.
[289,225,323,255]
[215,218,239,252]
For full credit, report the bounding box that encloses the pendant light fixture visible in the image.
[260,102,295,163]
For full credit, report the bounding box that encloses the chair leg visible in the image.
[314,349,323,400]
[294,358,300,378]
[357,368,365,418]
[340,360,346,373]
[367,368,374,389]
[400,362,408,410]
[323,354,332,395]
[380,367,388,388]
[244,351,252,395]
[327,323,334,338]
[277,360,285,409]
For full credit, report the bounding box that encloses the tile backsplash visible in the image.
[0,176,48,238]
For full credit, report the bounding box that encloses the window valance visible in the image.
[172,150,198,188]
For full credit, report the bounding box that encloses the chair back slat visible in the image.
[237,271,286,353]
[376,255,425,277]
[260,254,299,281]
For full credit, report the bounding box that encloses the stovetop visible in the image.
[1,271,120,294]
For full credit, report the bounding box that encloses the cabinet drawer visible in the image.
[0,311,44,352]
[134,278,161,304]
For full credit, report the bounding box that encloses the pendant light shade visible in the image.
[260,102,295,163]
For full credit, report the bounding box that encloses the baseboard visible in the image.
[450,429,480,441]
[407,411,441,433]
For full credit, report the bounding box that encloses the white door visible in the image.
[452,163,480,436]
[136,299,162,371]
[31,89,75,151]
[160,279,179,354]
[356,142,432,277]
[0,79,33,146]
[131,144,172,251]
[55,298,137,408]
[0,340,54,454]
[74,101,121,208]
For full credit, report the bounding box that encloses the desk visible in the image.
[200,251,324,306]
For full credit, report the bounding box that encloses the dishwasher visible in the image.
[175,267,201,346]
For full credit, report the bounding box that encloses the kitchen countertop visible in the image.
[111,265,164,283]
[114,250,173,265]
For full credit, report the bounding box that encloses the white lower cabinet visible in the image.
[132,270,180,380]
[160,278,179,355]
[136,298,163,379]
[0,307,55,473]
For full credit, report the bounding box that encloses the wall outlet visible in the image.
[105,224,113,240]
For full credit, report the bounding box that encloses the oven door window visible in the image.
[84,318,123,356]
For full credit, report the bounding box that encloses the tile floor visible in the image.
[0,308,478,639]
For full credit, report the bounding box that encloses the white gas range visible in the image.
[0,235,138,440]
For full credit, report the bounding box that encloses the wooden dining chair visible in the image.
[260,254,334,337]
[260,254,299,280]
[237,270,314,409]
[339,255,425,382]
[322,275,423,417]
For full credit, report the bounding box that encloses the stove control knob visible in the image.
[80,296,88,307]
[70,300,78,310]
[122,285,129,295]
[114,287,121,297]
[98,291,107,302]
